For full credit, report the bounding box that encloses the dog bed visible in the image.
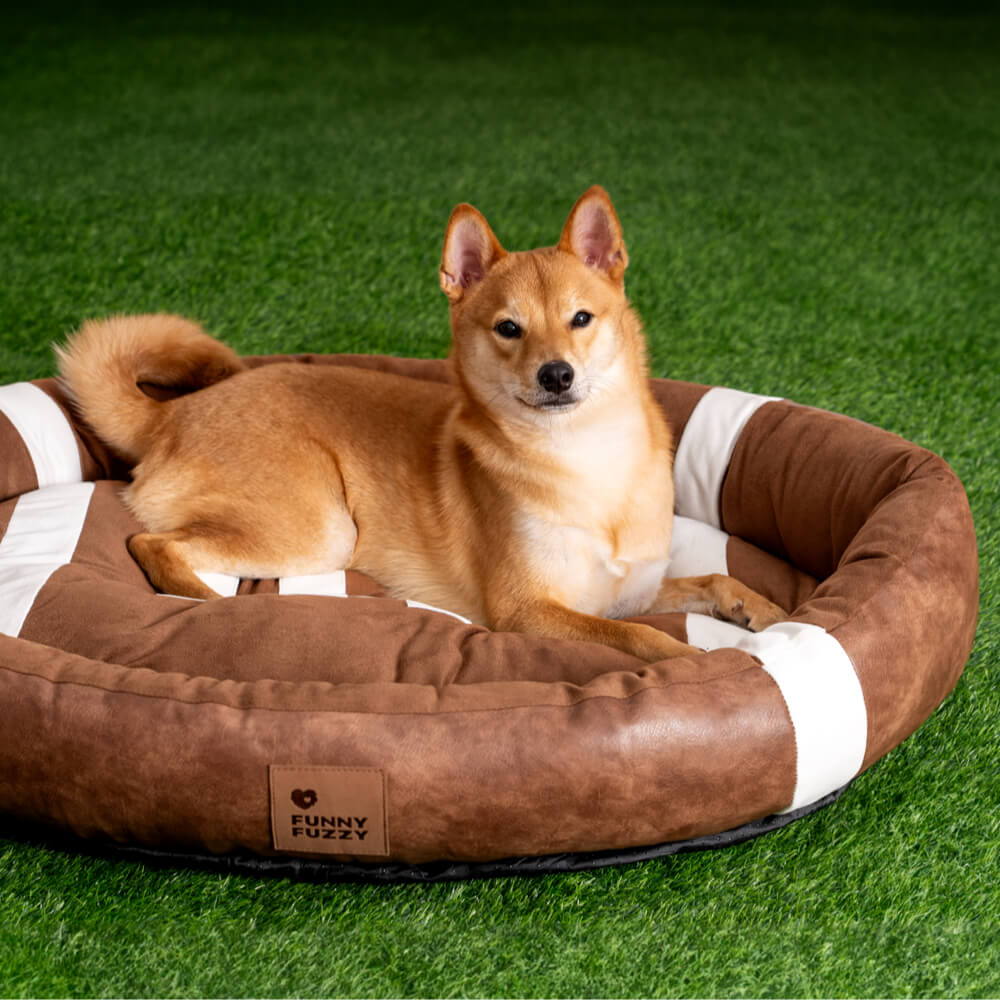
[0,353,978,881]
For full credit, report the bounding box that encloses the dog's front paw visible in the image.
[740,594,787,632]
[713,588,786,632]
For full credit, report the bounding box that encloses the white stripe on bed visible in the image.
[673,388,779,528]
[405,600,472,624]
[0,382,83,487]
[192,571,241,598]
[277,575,471,623]
[0,482,94,636]
[277,572,348,597]
[667,515,729,577]
[685,615,867,812]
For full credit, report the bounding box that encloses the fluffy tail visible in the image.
[55,313,245,462]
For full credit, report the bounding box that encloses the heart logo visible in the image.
[291,788,318,810]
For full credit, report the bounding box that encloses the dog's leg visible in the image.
[492,600,700,663]
[128,530,236,600]
[652,575,786,631]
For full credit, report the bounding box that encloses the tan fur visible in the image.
[57,187,784,662]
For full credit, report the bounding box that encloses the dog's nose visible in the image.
[537,360,575,395]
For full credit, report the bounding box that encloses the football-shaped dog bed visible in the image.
[0,353,978,881]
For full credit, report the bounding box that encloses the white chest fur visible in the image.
[513,405,674,619]
[515,514,671,619]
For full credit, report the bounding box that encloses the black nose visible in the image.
[537,360,575,395]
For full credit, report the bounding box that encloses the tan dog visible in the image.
[56,186,783,662]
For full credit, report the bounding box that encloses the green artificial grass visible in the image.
[1,1,998,996]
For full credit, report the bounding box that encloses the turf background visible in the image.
[1,2,998,996]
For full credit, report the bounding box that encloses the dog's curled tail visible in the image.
[55,313,244,462]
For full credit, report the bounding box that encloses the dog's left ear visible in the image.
[558,186,629,284]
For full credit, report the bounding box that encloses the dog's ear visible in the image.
[440,204,506,303]
[558,186,629,284]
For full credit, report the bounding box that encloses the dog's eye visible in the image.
[571,310,593,328]
[494,319,522,339]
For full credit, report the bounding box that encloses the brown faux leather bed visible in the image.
[0,354,978,881]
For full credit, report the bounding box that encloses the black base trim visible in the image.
[2,785,848,884]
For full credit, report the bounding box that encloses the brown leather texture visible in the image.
[0,359,978,864]
[0,413,36,499]
[723,402,978,771]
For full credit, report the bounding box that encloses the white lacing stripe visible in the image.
[0,382,83,487]
[191,571,241,598]
[673,388,779,527]
[685,616,867,812]
[0,482,95,636]
[667,515,729,577]
[405,599,472,624]
[278,576,471,622]
[278,572,348,597]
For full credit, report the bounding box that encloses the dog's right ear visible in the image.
[439,204,506,303]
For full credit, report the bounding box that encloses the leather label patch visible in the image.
[269,766,389,856]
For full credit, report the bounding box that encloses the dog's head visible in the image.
[440,186,647,427]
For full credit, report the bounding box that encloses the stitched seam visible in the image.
[0,654,767,717]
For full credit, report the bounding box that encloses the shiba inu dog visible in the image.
[56,186,784,662]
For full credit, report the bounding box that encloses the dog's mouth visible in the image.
[517,394,582,412]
